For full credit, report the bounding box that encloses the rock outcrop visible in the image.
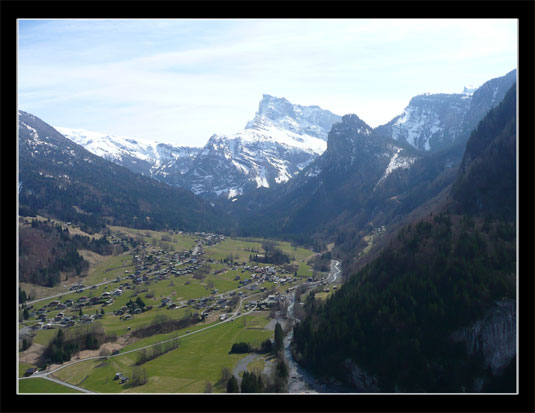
[451,299,516,375]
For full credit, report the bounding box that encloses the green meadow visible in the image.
[18,377,81,394]
[53,313,273,393]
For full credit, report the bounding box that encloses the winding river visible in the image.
[283,260,356,393]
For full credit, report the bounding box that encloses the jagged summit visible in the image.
[245,94,341,141]
[181,95,342,199]
[255,94,297,121]
[339,113,372,132]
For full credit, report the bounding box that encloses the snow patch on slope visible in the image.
[374,147,418,190]
[391,106,442,151]
[239,122,327,155]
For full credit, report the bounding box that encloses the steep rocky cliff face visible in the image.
[374,69,516,153]
[451,299,516,375]
[182,94,341,199]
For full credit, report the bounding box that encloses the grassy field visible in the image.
[31,328,58,346]
[108,226,197,252]
[53,313,273,393]
[18,377,81,393]
[245,357,265,374]
[204,238,264,262]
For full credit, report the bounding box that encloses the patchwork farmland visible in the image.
[18,224,334,393]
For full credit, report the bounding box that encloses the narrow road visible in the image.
[232,353,259,383]
[43,375,95,393]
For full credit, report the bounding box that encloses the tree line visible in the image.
[42,323,111,365]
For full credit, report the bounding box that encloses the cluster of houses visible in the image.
[221,261,298,285]
[28,288,119,329]
[194,232,225,247]
[243,292,282,311]
[159,297,182,310]
[108,233,138,250]
[32,309,103,330]
[113,372,128,384]
[23,232,313,336]
[235,265,298,287]
[178,294,237,320]
[130,246,203,283]
[113,301,152,319]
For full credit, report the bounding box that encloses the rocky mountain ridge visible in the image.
[52,70,515,201]
[374,69,516,152]
[181,95,341,199]
[56,94,341,200]
[55,127,201,187]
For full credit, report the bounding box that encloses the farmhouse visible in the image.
[24,368,37,377]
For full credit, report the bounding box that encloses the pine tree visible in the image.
[19,288,27,304]
[274,322,284,353]
[226,375,239,393]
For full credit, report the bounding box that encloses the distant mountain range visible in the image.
[54,127,201,188]
[18,111,228,233]
[21,68,517,243]
[58,94,341,200]
[56,70,515,202]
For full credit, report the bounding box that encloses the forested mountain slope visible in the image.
[18,111,230,233]
[291,84,517,393]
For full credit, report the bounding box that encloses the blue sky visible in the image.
[18,19,518,147]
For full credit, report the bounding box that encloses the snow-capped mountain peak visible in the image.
[56,127,201,182]
[49,95,342,200]
[183,94,342,198]
[55,127,163,161]
[374,69,516,152]
[245,94,341,141]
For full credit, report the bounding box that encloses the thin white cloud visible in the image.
[18,18,517,146]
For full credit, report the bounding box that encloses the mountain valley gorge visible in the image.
[18,69,518,393]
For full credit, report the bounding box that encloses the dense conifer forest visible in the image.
[292,214,516,392]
